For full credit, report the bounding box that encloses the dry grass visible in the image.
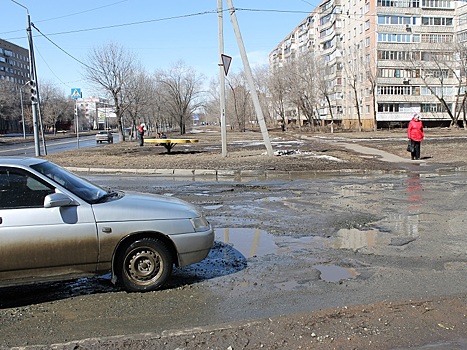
[40,127,467,172]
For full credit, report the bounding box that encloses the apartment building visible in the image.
[76,97,115,130]
[270,0,467,129]
[0,39,29,85]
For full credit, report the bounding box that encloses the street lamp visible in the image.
[11,0,41,156]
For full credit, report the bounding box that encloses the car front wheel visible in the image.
[117,238,173,292]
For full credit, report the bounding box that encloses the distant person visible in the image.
[407,114,424,160]
[137,123,145,146]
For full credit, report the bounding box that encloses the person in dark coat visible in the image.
[407,114,424,160]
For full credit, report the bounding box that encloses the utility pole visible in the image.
[218,0,228,157]
[226,0,273,156]
[26,13,41,156]
[12,0,41,156]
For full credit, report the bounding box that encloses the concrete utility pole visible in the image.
[226,0,273,156]
[12,0,41,156]
[218,0,228,157]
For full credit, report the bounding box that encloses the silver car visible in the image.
[0,158,214,292]
[95,131,113,143]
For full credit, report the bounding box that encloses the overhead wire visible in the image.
[5,6,320,90]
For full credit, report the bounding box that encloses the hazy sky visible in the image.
[3,0,320,97]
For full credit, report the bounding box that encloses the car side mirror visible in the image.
[44,193,78,208]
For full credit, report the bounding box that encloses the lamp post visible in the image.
[11,0,41,156]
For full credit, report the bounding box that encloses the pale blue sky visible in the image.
[3,0,320,97]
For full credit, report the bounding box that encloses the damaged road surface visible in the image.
[1,171,466,349]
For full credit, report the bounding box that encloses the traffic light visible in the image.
[30,80,37,103]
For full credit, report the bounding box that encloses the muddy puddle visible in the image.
[214,227,366,283]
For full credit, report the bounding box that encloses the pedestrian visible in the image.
[137,123,145,146]
[407,113,424,160]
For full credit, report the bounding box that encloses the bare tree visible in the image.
[269,65,291,130]
[83,42,137,141]
[366,55,378,132]
[155,61,204,135]
[0,81,21,133]
[342,45,364,131]
[252,65,274,127]
[226,71,252,132]
[125,67,154,136]
[39,82,74,134]
[205,77,221,125]
[290,52,323,131]
[455,41,467,129]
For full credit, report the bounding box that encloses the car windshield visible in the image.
[31,161,108,203]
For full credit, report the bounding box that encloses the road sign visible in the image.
[71,88,82,99]
[221,54,232,76]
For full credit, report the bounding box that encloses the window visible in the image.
[378,103,400,112]
[0,168,55,209]
[421,17,453,26]
[421,34,453,43]
[378,85,412,95]
[378,0,419,7]
[378,33,419,43]
[377,15,412,25]
[421,103,450,112]
[365,2,370,13]
[421,0,453,9]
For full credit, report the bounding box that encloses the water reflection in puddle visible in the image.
[215,228,277,258]
[334,228,387,250]
[314,264,360,283]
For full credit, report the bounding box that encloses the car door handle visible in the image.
[0,217,2,224]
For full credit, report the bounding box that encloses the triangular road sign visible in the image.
[221,54,232,76]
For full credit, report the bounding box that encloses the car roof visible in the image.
[0,157,47,168]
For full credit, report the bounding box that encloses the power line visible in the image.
[31,23,96,72]
[3,8,312,40]
[34,0,129,24]
[2,0,129,36]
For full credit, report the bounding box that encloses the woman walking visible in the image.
[408,114,424,160]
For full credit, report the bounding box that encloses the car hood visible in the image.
[91,191,201,222]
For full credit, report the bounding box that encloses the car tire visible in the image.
[117,238,173,292]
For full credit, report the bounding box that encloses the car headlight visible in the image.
[191,217,210,232]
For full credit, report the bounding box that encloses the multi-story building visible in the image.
[76,97,115,130]
[270,0,467,129]
[0,39,29,85]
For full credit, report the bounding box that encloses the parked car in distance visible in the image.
[96,130,113,143]
[0,157,214,292]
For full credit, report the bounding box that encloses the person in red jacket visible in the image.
[407,113,424,160]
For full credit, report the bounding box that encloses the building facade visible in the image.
[270,0,467,129]
[0,39,29,85]
[76,97,115,130]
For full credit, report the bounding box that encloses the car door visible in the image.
[0,167,99,285]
